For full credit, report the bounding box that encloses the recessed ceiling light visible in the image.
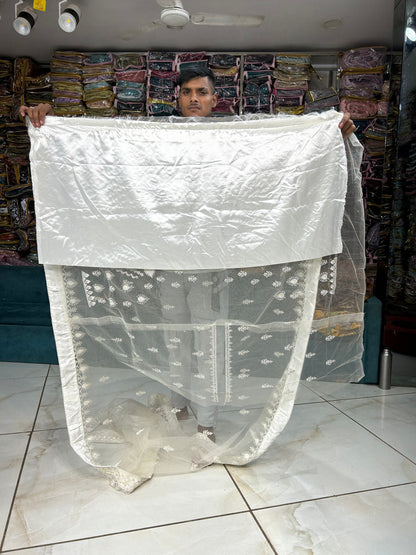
[322,18,343,30]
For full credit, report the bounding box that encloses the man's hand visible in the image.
[19,103,54,127]
[339,112,356,140]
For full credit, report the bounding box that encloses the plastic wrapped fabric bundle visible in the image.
[28,112,365,493]
[339,46,387,71]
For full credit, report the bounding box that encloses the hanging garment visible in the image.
[28,111,365,493]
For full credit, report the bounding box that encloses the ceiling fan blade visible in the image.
[140,19,165,33]
[191,13,264,26]
[156,0,184,8]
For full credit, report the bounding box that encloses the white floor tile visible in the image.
[48,365,61,377]
[227,402,416,509]
[255,483,416,555]
[0,378,45,434]
[0,433,29,540]
[34,377,66,431]
[0,362,49,380]
[5,512,274,555]
[303,380,416,401]
[295,382,326,404]
[332,393,416,462]
[3,429,247,550]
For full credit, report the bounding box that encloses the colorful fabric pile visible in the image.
[114,54,147,116]
[338,47,389,267]
[242,54,274,114]
[146,52,177,116]
[24,72,52,107]
[0,58,40,264]
[83,53,116,117]
[273,54,312,115]
[209,54,241,115]
[339,46,388,120]
[0,60,13,118]
[50,51,85,117]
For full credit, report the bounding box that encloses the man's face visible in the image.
[178,76,218,117]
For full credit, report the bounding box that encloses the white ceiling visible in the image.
[0,0,395,63]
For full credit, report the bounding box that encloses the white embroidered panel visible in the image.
[29,114,365,493]
[29,111,348,269]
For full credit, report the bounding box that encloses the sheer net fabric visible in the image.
[30,114,365,493]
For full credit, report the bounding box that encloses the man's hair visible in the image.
[176,67,216,92]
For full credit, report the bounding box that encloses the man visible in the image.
[20,67,356,442]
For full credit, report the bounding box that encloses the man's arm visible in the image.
[19,103,54,127]
[339,112,356,140]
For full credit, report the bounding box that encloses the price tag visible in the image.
[33,0,46,11]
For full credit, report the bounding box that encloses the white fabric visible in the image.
[28,113,365,493]
[29,111,347,269]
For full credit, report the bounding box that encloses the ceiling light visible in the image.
[58,1,81,33]
[161,8,190,28]
[406,26,416,42]
[322,18,342,30]
[13,1,37,36]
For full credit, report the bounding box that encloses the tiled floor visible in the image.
[1,361,416,554]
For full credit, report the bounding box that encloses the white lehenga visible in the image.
[29,112,365,493]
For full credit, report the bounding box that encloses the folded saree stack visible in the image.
[50,51,85,117]
[209,54,241,115]
[0,60,13,118]
[0,58,39,263]
[304,87,340,114]
[0,116,16,259]
[338,46,389,269]
[339,46,388,119]
[242,54,274,114]
[24,72,52,107]
[273,54,312,115]
[114,54,147,116]
[146,52,177,116]
[83,53,116,117]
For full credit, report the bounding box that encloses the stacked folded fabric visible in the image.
[339,46,388,119]
[176,51,208,73]
[0,122,35,260]
[146,52,177,116]
[0,58,39,263]
[113,54,147,116]
[376,54,401,265]
[83,53,116,117]
[50,51,85,116]
[0,60,13,118]
[304,87,340,113]
[242,54,274,114]
[338,47,389,267]
[24,72,53,107]
[273,54,312,115]
[209,54,241,115]
[0,117,15,259]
